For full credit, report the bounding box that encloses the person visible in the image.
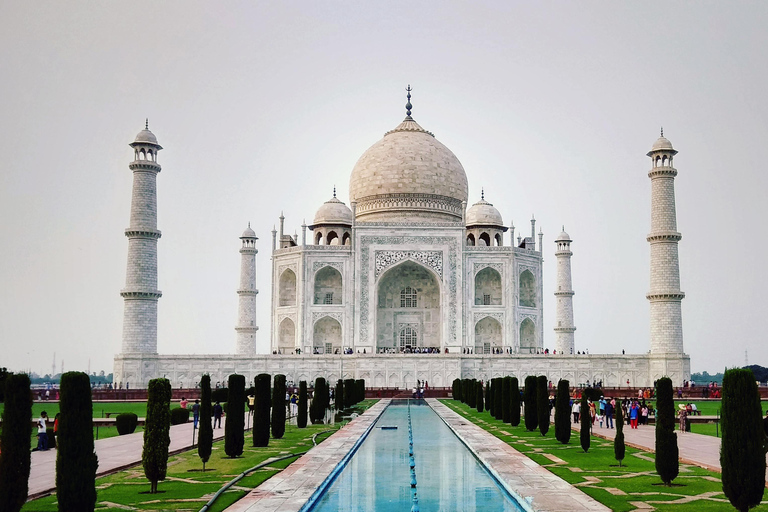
[598,397,606,428]
[572,400,580,423]
[53,412,60,440]
[605,399,614,429]
[248,393,255,413]
[36,411,49,451]
[192,399,201,428]
[213,401,223,428]
[641,404,649,425]
[589,400,596,425]
[180,396,188,409]
[629,401,639,429]
[678,404,688,432]
[289,392,299,416]
[690,402,699,416]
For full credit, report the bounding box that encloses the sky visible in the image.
[1,2,766,377]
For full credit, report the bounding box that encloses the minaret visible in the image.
[554,228,576,355]
[121,121,162,354]
[647,130,685,354]
[236,224,259,355]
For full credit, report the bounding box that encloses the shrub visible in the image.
[170,407,190,425]
[485,381,492,416]
[554,379,571,444]
[116,413,139,435]
[476,380,484,413]
[334,379,344,412]
[309,378,327,423]
[297,381,308,428]
[510,377,521,426]
[225,374,245,457]
[523,376,538,431]
[495,378,504,421]
[143,378,171,493]
[271,374,287,439]
[614,403,625,466]
[0,373,32,512]
[57,371,98,509]
[211,388,228,404]
[253,374,271,447]
[467,379,477,408]
[721,368,766,511]
[344,379,355,409]
[537,376,549,436]
[580,390,590,453]
[500,377,511,422]
[463,379,471,404]
[654,377,678,485]
[452,378,461,401]
[355,379,365,404]
[198,375,213,469]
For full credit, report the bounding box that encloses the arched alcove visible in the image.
[519,270,536,307]
[479,232,491,246]
[314,266,343,304]
[326,231,339,245]
[475,267,502,305]
[475,316,502,354]
[342,232,351,246]
[279,269,297,306]
[313,316,342,354]
[519,318,536,353]
[495,233,502,246]
[278,317,295,352]
[467,233,475,246]
[315,231,323,245]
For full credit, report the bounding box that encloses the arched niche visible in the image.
[342,232,351,246]
[315,231,323,245]
[479,232,491,246]
[376,260,441,351]
[278,317,295,352]
[519,318,536,353]
[475,267,502,305]
[495,233,502,246]
[279,269,297,306]
[314,266,343,304]
[327,231,339,245]
[519,269,536,307]
[475,316,502,354]
[467,233,476,246]
[313,316,342,354]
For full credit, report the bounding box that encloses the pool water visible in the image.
[307,400,527,511]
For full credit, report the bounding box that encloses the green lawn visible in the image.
[22,400,377,512]
[0,401,150,419]
[441,399,768,512]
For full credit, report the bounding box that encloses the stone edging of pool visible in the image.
[224,399,390,512]
[428,399,611,512]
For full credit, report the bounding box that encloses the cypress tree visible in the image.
[355,379,365,404]
[654,377,679,485]
[721,368,766,511]
[476,380,484,413]
[537,375,549,436]
[523,375,538,431]
[510,377,521,426]
[344,379,355,408]
[56,372,98,509]
[486,380,493,416]
[309,378,325,423]
[580,391,590,453]
[501,377,512,422]
[0,373,32,512]
[614,403,625,466]
[452,378,461,401]
[198,374,213,469]
[271,374,287,439]
[554,379,571,444]
[143,377,170,493]
[225,374,245,458]
[297,381,308,428]
[253,373,271,447]
[466,379,476,408]
[463,379,471,404]
[335,379,344,411]
[496,378,505,421]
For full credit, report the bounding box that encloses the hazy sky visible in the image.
[1,2,766,376]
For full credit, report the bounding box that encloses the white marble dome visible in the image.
[650,135,674,152]
[466,197,503,226]
[134,128,159,145]
[555,228,571,242]
[312,194,353,226]
[348,116,469,222]
[241,224,257,238]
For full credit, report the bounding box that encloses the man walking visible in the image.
[192,399,201,429]
[605,399,614,429]
[36,411,49,451]
[213,401,223,429]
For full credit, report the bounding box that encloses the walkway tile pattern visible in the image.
[428,399,610,512]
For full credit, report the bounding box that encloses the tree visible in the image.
[510,377,521,427]
[309,378,327,423]
[271,374,287,439]
[476,380,484,413]
[0,373,32,512]
[355,379,365,404]
[0,367,9,402]
[523,375,538,431]
[225,374,245,458]
[253,373,271,447]
[344,379,355,408]
[721,368,766,511]
[614,403,625,466]
[501,377,511,422]
[143,377,171,493]
[554,379,571,444]
[56,372,98,509]
[297,381,308,428]
[537,375,549,436]
[495,378,504,421]
[580,391,590,453]
[467,379,477,408]
[335,379,344,412]
[452,378,462,402]
[198,374,213,469]
[486,380,493,416]
[654,377,679,485]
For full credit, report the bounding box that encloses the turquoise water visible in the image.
[307,401,526,511]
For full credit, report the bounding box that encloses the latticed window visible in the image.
[483,294,491,305]
[324,293,333,304]
[400,287,417,308]
[399,327,417,349]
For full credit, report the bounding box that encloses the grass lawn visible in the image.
[0,401,150,419]
[441,399,768,512]
[21,399,377,512]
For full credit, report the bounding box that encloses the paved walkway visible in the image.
[28,418,229,499]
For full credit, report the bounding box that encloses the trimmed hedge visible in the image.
[501,377,511,423]
[170,407,190,425]
[334,379,344,412]
[654,377,678,485]
[536,375,549,436]
[523,375,538,431]
[297,381,308,428]
[116,413,139,435]
[510,377,521,426]
[0,372,32,512]
[198,375,213,469]
[225,373,245,457]
[271,374,287,439]
[475,380,484,413]
[580,390,590,452]
[554,379,571,444]
[310,378,328,423]
[211,388,228,404]
[253,373,271,447]
[614,402,625,466]
[344,379,355,409]
[452,378,461,402]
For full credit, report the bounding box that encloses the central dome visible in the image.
[349,116,469,222]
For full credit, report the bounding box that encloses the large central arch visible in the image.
[375,260,441,352]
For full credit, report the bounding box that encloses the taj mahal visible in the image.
[113,89,690,389]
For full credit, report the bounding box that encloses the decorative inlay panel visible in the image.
[277,313,296,325]
[278,263,297,276]
[312,261,344,274]
[375,250,443,278]
[473,262,503,276]
[473,312,504,324]
[312,311,343,325]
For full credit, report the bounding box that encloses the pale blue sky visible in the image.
[1,2,766,375]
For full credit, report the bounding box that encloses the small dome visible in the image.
[651,136,673,151]
[555,227,571,242]
[312,194,353,226]
[241,224,257,238]
[134,128,159,145]
[466,196,503,227]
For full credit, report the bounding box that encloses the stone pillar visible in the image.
[646,133,685,355]
[121,124,163,354]
[236,225,259,354]
[554,229,575,355]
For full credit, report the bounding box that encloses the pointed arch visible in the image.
[479,232,491,246]
[519,317,536,353]
[342,232,351,246]
[278,317,295,352]
[326,231,339,245]
[495,233,502,246]
[467,233,476,246]
[519,269,536,307]
[475,267,502,305]
[313,316,342,354]
[315,231,323,245]
[475,316,502,354]
[314,266,342,304]
[279,268,296,306]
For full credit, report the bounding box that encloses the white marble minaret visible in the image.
[554,228,576,354]
[121,122,162,354]
[235,224,259,354]
[646,130,685,354]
